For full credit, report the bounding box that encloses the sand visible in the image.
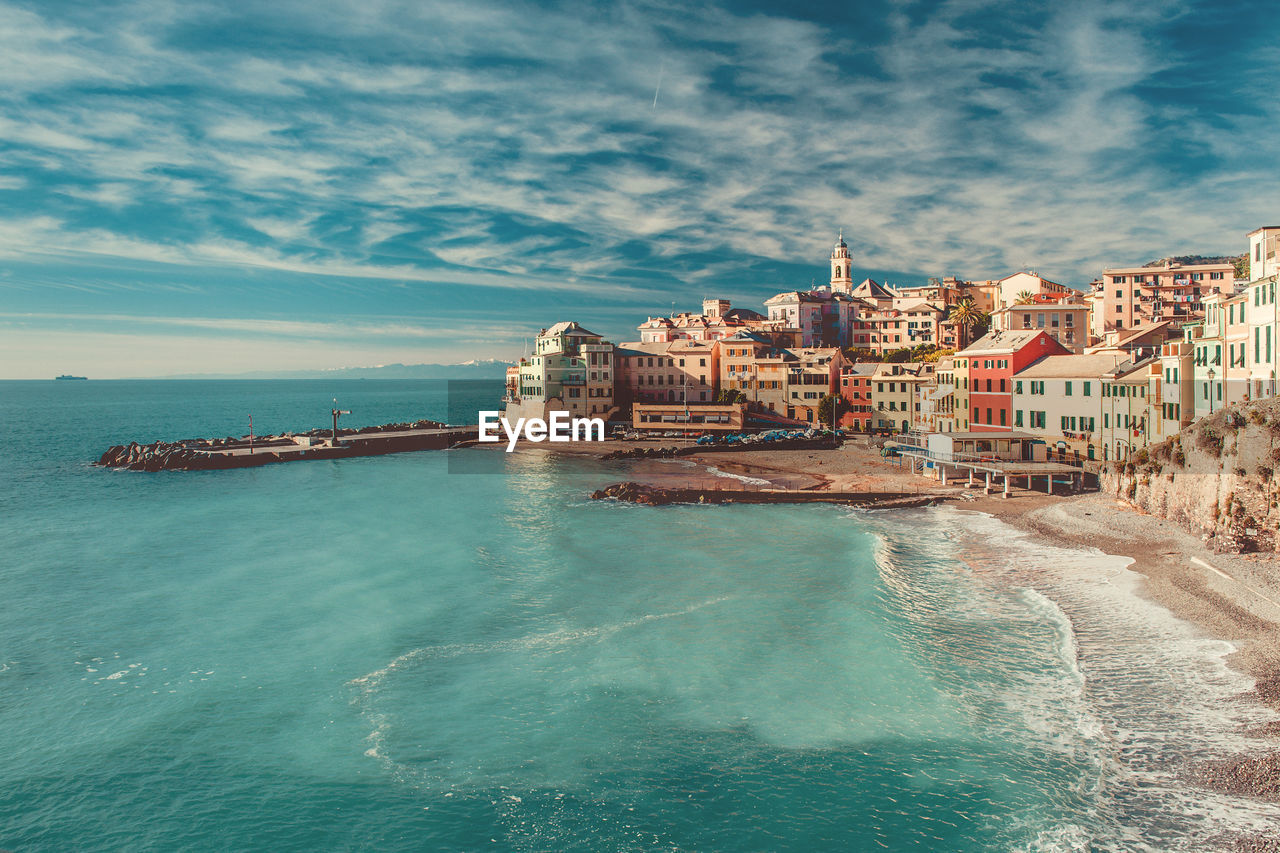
[503,434,1280,817]
[531,436,1280,709]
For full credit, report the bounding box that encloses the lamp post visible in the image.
[1207,368,1216,414]
[332,399,351,444]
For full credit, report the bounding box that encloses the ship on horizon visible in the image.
[55,374,87,380]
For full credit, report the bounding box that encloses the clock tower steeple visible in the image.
[830,231,853,294]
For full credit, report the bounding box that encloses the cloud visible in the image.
[0,0,1274,374]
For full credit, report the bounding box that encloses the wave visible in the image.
[866,505,1280,851]
[703,466,772,486]
[348,595,732,777]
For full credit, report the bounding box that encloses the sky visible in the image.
[1,0,1277,378]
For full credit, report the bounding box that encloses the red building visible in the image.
[838,365,876,430]
[962,330,1069,431]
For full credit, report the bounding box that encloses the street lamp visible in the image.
[1207,368,1216,414]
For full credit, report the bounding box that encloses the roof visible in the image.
[1103,261,1236,273]
[1105,355,1158,382]
[961,329,1054,354]
[541,321,600,338]
[764,290,844,305]
[995,272,1068,290]
[851,278,894,300]
[1014,353,1127,379]
[720,330,772,344]
[895,300,945,314]
[937,431,1037,440]
[1111,321,1172,348]
[990,299,1088,314]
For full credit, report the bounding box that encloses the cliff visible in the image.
[1102,401,1280,553]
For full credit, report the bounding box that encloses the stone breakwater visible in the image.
[97,419,468,471]
[591,481,950,509]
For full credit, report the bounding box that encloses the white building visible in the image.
[1010,352,1127,462]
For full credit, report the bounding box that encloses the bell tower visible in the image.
[830,231,852,294]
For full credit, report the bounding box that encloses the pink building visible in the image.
[1096,259,1235,333]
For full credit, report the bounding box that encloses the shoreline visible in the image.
[515,437,1280,811]
[543,437,1280,684]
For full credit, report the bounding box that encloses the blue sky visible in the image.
[1,0,1277,377]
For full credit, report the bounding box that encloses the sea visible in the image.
[2,378,1278,851]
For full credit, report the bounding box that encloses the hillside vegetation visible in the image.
[1103,400,1280,553]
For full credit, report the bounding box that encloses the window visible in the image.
[1014,410,1024,427]
[1015,381,1023,394]
[1210,272,1223,280]
[999,409,1007,426]
[1083,381,1091,396]
[1065,381,1072,396]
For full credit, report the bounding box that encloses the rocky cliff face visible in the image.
[1101,401,1280,553]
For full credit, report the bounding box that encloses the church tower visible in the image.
[830,232,853,294]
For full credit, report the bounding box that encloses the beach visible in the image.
[537,436,1280,815]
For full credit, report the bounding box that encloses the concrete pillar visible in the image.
[967,470,975,487]
[984,471,992,495]
[1003,475,1010,498]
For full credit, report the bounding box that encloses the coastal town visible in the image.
[504,226,1280,474]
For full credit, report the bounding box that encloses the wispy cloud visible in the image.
[0,0,1275,375]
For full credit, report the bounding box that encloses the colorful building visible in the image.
[507,322,615,422]
[961,330,1070,431]
[1096,259,1235,334]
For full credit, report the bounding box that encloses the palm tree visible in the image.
[949,298,983,348]
[1015,290,1035,305]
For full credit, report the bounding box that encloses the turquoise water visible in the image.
[2,380,1277,850]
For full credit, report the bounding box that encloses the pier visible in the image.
[592,481,953,509]
[98,420,478,471]
[886,431,1090,498]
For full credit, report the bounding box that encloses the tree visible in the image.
[818,393,840,428]
[843,347,878,363]
[1014,290,1035,305]
[949,297,984,348]
[1233,254,1249,280]
[716,388,747,405]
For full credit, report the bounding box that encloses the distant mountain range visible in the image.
[164,360,510,380]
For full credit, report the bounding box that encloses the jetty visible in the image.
[97,419,478,472]
[591,481,953,509]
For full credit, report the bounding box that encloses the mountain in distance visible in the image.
[164,359,511,380]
